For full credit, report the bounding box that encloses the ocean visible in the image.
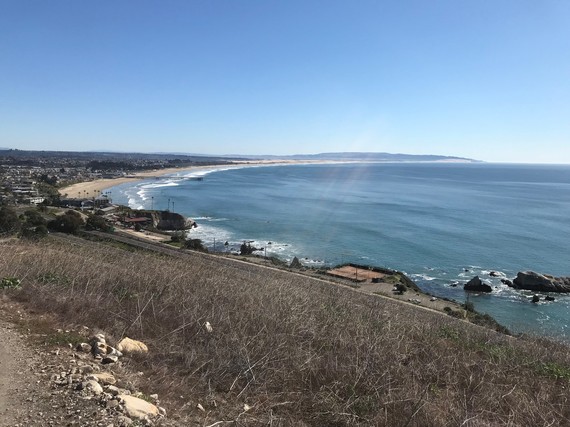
[109,162,570,340]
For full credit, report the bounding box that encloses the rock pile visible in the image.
[55,333,166,425]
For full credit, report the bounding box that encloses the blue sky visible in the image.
[1,1,569,162]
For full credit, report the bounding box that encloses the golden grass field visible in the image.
[2,235,570,426]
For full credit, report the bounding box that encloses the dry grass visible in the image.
[2,237,570,426]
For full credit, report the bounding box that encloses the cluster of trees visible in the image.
[0,205,112,239]
[0,206,48,239]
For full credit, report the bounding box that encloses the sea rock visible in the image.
[117,337,148,354]
[118,394,160,420]
[464,276,492,293]
[531,294,540,303]
[545,295,556,301]
[512,271,570,293]
[489,271,500,277]
[501,278,513,286]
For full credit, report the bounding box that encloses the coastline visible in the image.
[58,159,347,199]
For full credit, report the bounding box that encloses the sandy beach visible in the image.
[58,163,262,198]
[58,160,343,199]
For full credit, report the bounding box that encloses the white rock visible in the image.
[82,380,104,395]
[118,394,159,420]
[87,372,116,385]
[116,337,148,354]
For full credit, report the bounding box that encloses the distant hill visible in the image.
[226,152,481,163]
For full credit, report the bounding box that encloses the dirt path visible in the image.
[0,315,36,426]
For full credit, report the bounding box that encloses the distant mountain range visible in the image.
[0,148,480,163]
[226,152,480,163]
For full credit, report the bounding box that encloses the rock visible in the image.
[116,337,148,355]
[290,256,303,268]
[117,415,134,426]
[102,355,119,364]
[501,278,513,286]
[81,380,104,395]
[204,322,213,333]
[545,295,556,301]
[106,346,123,357]
[464,276,492,293]
[91,333,106,345]
[106,385,121,396]
[489,271,500,277]
[76,343,91,353]
[118,394,160,420]
[94,342,108,357]
[106,399,120,409]
[512,271,570,293]
[532,295,540,303]
[87,372,116,385]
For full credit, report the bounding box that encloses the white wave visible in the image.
[411,274,437,281]
[140,181,180,189]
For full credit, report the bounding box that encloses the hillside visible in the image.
[1,235,570,426]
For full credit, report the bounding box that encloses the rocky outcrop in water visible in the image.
[464,276,492,293]
[511,271,570,293]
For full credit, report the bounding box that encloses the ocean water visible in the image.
[110,163,570,340]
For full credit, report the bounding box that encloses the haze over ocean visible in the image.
[111,162,570,339]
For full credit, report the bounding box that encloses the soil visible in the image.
[0,296,178,426]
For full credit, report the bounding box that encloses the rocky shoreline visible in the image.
[463,271,570,294]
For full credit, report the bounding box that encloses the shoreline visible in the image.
[58,159,349,199]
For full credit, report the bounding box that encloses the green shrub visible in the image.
[0,277,21,289]
[184,238,208,252]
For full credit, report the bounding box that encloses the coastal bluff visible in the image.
[136,210,196,231]
[511,271,570,293]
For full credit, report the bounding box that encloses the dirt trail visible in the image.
[0,317,34,426]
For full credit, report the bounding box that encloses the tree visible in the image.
[85,215,112,232]
[23,209,46,226]
[48,210,84,234]
[0,206,21,235]
[395,283,407,295]
[184,238,208,252]
[20,224,48,240]
[240,241,256,255]
[20,208,48,240]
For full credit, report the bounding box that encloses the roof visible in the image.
[123,217,152,223]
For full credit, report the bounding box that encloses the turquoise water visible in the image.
[110,163,570,339]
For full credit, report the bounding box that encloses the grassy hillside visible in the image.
[1,236,570,426]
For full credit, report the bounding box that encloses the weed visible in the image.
[0,277,21,289]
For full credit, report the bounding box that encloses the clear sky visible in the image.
[1,1,569,162]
